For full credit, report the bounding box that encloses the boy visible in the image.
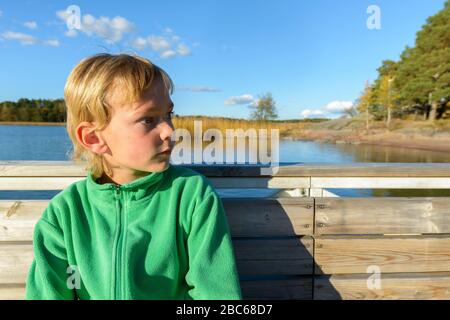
[25,53,243,300]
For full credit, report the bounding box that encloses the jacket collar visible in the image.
[86,164,172,202]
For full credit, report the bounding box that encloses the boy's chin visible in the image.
[148,161,170,172]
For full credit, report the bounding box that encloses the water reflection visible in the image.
[1,124,450,198]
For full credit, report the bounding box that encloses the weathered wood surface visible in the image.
[2,161,450,300]
[0,284,26,300]
[311,177,450,189]
[314,235,450,274]
[315,197,450,235]
[2,161,450,177]
[0,280,313,300]
[233,237,313,275]
[314,272,450,300]
[0,238,314,285]
[223,198,313,237]
[240,278,312,300]
[0,243,33,284]
[0,198,314,241]
[0,177,311,190]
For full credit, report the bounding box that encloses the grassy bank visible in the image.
[2,116,450,153]
[292,115,450,153]
[0,117,324,134]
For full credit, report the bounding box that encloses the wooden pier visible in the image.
[1,161,450,299]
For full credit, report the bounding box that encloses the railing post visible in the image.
[309,188,323,197]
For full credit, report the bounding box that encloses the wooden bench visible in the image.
[1,161,450,300]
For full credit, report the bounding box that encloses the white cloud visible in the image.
[176,86,221,93]
[1,30,60,47]
[225,94,255,105]
[177,43,191,56]
[65,29,78,37]
[56,10,70,21]
[249,99,260,108]
[324,100,354,113]
[301,109,325,118]
[43,39,59,47]
[81,15,134,44]
[131,28,192,59]
[147,35,171,51]
[160,49,176,59]
[131,37,147,50]
[24,21,38,29]
[56,9,193,59]
[1,31,38,45]
[56,10,134,44]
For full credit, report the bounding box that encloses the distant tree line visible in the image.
[355,0,450,128]
[0,98,66,122]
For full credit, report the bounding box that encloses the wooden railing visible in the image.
[1,161,450,300]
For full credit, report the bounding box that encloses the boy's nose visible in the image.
[159,120,174,141]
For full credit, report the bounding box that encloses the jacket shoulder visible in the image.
[168,165,215,193]
[40,177,87,227]
[170,165,210,186]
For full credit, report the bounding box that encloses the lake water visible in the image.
[1,124,450,199]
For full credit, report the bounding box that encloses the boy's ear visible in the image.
[76,121,109,155]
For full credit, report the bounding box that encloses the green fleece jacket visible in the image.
[25,164,242,300]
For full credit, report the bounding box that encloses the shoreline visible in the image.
[282,136,450,154]
[284,128,450,154]
[0,121,65,126]
[2,121,450,154]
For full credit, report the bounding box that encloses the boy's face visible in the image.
[83,78,175,185]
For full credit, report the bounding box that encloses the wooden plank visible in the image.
[0,243,33,284]
[314,272,450,300]
[0,198,314,242]
[233,237,313,275]
[0,177,84,190]
[0,176,310,190]
[0,237,313,285]
[2,161,450,177]
[315,235,450,274]
[240,278,312,299]
[208,177,310,189]
[311,177,450,189]
[261,163,450,177]
[0,200,48,241]
[0,280,312,301]
[315,197,450,235]
[0,284,26,300]
[223,198,314,236]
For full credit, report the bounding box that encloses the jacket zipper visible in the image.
[113,184,124,299]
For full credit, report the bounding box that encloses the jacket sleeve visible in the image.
[185,185,243,300]
[25,204,76,300]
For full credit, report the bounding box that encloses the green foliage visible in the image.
[0,99,66,122]
[356,1,450,121]
[249,92,278,121]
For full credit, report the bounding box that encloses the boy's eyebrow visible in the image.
[133,101,174,115]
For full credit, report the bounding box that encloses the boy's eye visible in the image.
[141,117,156,126]
[140,111,174,127]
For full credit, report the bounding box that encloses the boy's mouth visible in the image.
[157,148,172,155]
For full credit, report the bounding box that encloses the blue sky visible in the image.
[0,0,446,120]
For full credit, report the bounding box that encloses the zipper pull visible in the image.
[113,184,121,199]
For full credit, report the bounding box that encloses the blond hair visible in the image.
[64,53,174,179]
